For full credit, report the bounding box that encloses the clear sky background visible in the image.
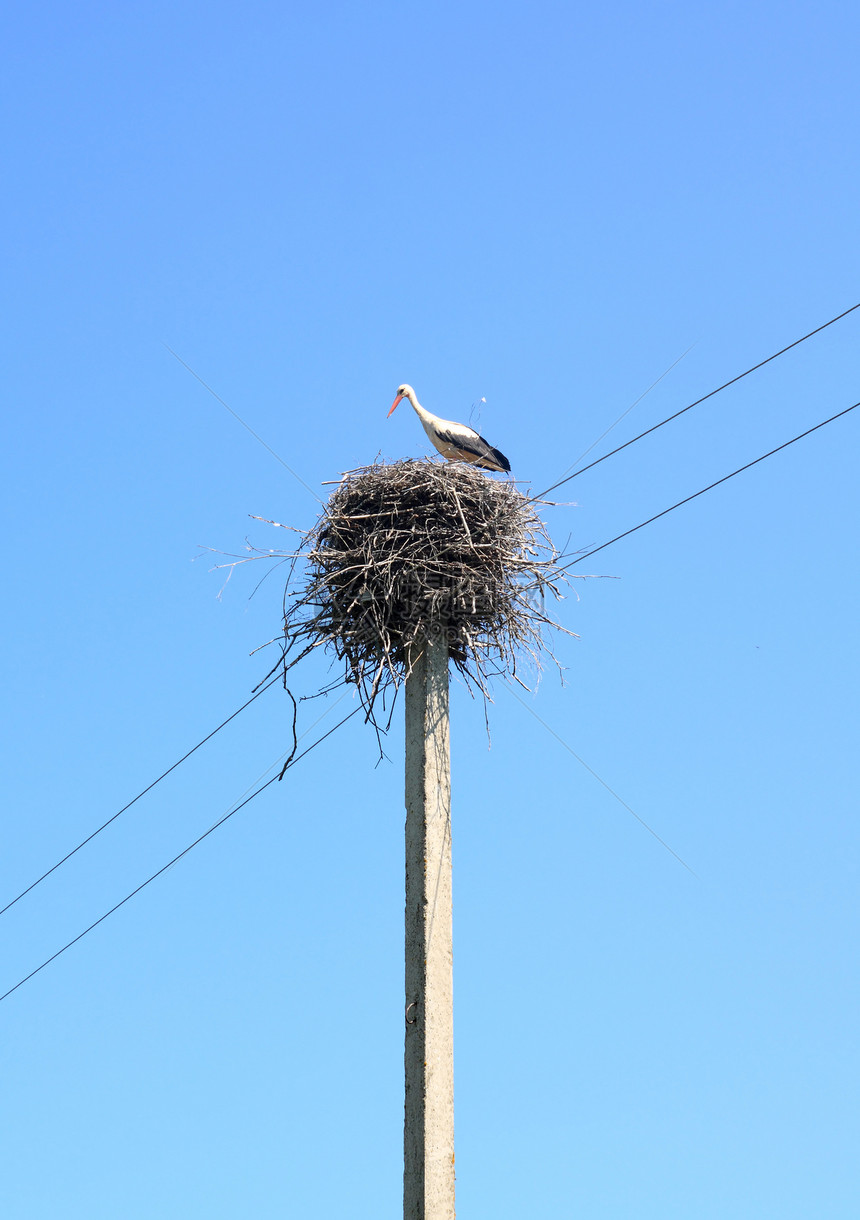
[2,2,859,1216]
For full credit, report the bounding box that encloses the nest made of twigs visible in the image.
[266,457,573,727]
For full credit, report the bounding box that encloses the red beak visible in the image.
[387,394,403,418]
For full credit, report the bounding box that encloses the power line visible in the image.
[511,406,860,871]
[503,683,696,875]
[0,703,360,1006]
[0,783,275,1005]
[164,344,323,503]
[0,674,282,919]
[535,301,860,500]
[545,343,696,491]
[561,398,860,572]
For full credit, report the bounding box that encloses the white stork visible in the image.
[387,383,511,473]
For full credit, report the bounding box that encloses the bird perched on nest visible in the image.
[387,383,511,473]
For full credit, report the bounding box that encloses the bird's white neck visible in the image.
[404,388,435,425]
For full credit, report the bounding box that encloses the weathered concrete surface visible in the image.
[404,630,454,1220]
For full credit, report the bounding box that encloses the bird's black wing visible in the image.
[436,428,511,473]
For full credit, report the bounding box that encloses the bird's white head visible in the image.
[387,383,417,417]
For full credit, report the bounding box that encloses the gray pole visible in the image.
[404,628,455,1220]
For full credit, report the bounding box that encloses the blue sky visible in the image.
[2,2,859,1216]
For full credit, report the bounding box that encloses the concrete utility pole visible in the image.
[404,629,455,1220]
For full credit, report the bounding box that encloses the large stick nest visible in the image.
[268,458,573,728]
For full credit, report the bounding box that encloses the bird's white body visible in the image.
[388,384,511,473]
[412,402,485,461]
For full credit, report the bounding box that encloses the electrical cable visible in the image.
[545,343,696,491]
[504,682,696,875]
[0,704,360,1005]
[561,399,860,572]
[0,673,282,918]
[164,344,322,503]
[534,301,860,500]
